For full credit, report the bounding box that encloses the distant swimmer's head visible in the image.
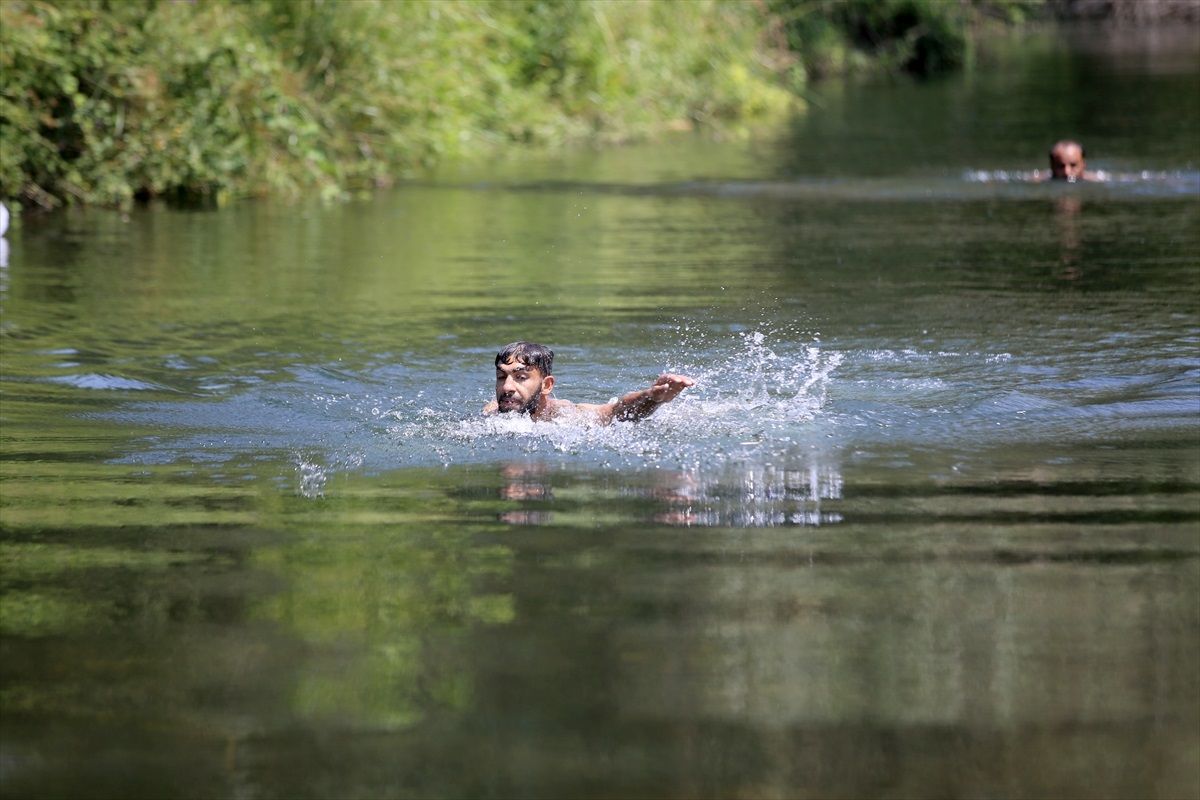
[494,341,555,415]
[1049,140,1087,182]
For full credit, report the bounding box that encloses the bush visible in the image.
[768,0,1045,79]
[0,0,339,207]
[1,0,1040,210]
[0,0,797,210]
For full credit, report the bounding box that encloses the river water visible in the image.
[2,25,1198,800]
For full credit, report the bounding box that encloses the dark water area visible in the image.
[2,25,1198,800]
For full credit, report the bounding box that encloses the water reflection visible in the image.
[2,451,1195,795]
[494,459,844,528]
[1,23,1198,800]
[1052,193,1083,281]
[249,518,515,731]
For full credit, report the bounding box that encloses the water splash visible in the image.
[963,169,1200,196]
[296,456,328,499]
[382,330,842,473]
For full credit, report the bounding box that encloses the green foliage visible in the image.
[769,0,1046,79]
[0,0,795,209]
[0,0,1044,210]
[0,0,330,207]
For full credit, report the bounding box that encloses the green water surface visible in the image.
[1,25,1198,800]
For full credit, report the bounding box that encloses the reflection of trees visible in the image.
[346,509,1195,798]
[471,459,1198,797]
[0,524,299,798]
[0,465,518,796]
[252,520,514,729]
[3,460,1197,798]
[605,541,1197,795]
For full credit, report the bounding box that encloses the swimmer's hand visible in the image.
[601,373,695,423]
[645,373,695,405]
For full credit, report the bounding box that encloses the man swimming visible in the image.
[1042,139,1098,182]
[484,341,695,424]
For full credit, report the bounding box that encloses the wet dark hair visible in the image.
[495,341,554,376]
[1050,140,1086,158]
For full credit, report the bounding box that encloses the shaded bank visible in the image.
[2,0,1193,212]
[0,0,796,210]
[1050,0,1200,22]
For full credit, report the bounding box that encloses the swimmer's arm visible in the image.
[482,400,498,415]
[579,373,696,424]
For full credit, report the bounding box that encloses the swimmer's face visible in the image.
[1050,143,1086,182]
[495,358,553,415]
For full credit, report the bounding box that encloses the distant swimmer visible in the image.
[484,341,695,424]
[1039,140,1101,183]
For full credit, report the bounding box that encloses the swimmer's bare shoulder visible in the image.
[541,398,610,423]
[482,396,593,421]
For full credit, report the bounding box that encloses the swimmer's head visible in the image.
[495,341,553,376]
[1049,140,1086,182]
[494,341,555,415]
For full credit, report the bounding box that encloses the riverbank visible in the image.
[1,0,800,210]
[0,0,1145,213]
